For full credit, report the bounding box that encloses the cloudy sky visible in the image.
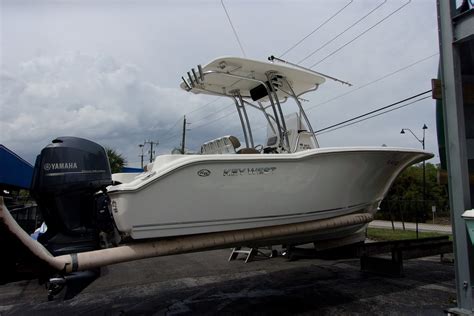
[1,0,441,167]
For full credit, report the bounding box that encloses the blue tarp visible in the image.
[0,145,33,190]
[121,166,144,173]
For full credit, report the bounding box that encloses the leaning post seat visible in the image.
[236,148,260,154]
[200,135,241,154]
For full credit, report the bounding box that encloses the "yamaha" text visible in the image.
[43,162,78,171]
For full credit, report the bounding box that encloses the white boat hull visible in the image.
[108,147,431,240]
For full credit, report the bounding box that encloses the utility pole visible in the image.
[138,144,145,169]
[144,140,159,163]
[181,116,187,154]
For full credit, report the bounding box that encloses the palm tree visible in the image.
[105,147,126,173]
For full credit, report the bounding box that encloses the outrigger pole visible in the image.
[268,55,353,87]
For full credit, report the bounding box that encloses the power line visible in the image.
[155,97,223,144]
[166,0,244,127]
[191,93,277,131]
[164,0,417,142]
[194,1,424,129]
[173,97,222,124]
[158,105,235,146]
[188,92,432,148]
[191,106,237,131]
[151,98,218,136]
[221,0,246,57]
[314,89,432,134]
[309,0,412,69]
[306,52,439,112]
[190,102,233,125]
[186,97,222,116]
[278,0,354,58]
[160,131,182,144]
[171,1,412,133]
[316,95,431,135]
[161,110,234,144]
[155,116,182,139]
[298,0,387,64]
[171,0,242,129]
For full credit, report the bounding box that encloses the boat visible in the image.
[0,57,432,294]
[107,56,432,242]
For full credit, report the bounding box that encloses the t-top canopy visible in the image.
[180,57,326,102]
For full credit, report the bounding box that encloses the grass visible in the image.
[367,228,452,241]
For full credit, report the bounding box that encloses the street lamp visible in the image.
[400,124,428,239]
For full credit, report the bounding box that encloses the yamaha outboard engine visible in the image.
[31,137,114,256]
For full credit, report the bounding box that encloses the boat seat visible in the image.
[228,136,241,149]
[237,148,260,154]
[201,135,241,154]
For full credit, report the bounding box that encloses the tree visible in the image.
[379,163,449,222]
[105,147,126,173]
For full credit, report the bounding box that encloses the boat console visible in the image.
[264,112,319,153]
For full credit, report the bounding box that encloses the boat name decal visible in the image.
[223,167,276,176]
[197,169,211,177]
[43,162,78,171]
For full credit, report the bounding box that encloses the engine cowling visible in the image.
[31,137,113,255]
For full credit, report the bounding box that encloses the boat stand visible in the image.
[358,236,452,277]
[228,246,278,263]
[281,236,453,277]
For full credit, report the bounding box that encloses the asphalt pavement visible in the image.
[0,247,457,315]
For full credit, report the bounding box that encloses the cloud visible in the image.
[0,53,204,164]
[1,1,441,166]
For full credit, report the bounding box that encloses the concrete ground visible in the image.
[0,248,457,315]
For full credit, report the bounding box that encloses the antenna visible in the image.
[268,55,352,87]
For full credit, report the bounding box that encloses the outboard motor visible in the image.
[31,137,114,256]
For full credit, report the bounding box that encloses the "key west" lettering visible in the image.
[223,167,276,176]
